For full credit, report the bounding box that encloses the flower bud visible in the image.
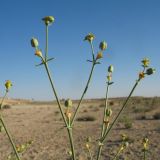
[66,112,72,119]
[5,80,12,91]
[31,38,39,48]
[141,58,150,67]
[107,75,112,81]
[121,134,126,141]
[87,137,91,143]
[104,119,109,127]
[85,143,90,149]
[143,137,149,144]
[106,108,112,117]
[120,145,124,151]
[146,68,155,75]
[42,16,54,25]
[64,99,72,108]
[142,137,149,150]
[35,50,42,57]
[84,33,95,42]
[96,52,103,60]
[68,150,72,156]
[108,65,114,73]
[139,72,145,79]
[123,142,129,148]
[99,41,107,51]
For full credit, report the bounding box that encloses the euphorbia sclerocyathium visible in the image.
[31,16,108,160]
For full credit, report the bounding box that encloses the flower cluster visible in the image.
[142,137,149,151]
[5,80,12,92]
[139,58,155,80]
[31,16,55,59]
[84,33,107,61]
[64,99,73,125]
[107,65,114,82]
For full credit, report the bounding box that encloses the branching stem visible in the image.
[0,92,21,160]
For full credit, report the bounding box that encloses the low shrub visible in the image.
[76,115,96,122]
[3,104,11,109]
[153,112,160,120]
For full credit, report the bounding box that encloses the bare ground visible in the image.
[0,97,160,160]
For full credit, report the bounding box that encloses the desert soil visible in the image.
[0,97,160,160]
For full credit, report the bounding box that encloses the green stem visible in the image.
[0,117,21,160]
[67,128,76,160]
[96,146,102,160]
[112,148,121,160]
[90,41,95,60]
[71,63,95,125]
[0,92,21,160]
[96,82,110,160]
[71,42,96,126]
[87,147,93,160]
[0,91,7,110]
[100,79,141,143]
[144,150,146,160]
[43,60,68,126]
[45,24,48,61]
[43,58,76,160]
[101,82,110,137]
[42,24,76,160]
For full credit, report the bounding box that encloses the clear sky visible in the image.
[0,0,159,100]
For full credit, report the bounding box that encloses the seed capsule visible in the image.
[146,68,155,75]
[31,38,39,48]
[64,99,72,108]
[99,41,107,50]
[42,16,54,25]
[124,142,129,148]
[106,108,112,117]
[108,65,114,73]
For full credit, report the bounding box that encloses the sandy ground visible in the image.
[0,97,160,160]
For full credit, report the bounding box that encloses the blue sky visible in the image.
[0,0,159,100]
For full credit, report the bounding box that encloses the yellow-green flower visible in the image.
[141,58,150,67]
[99,41,107,51]
[31,38,39,48]
[96,52,103,60]
[42,16,54,25]
[143,138,149,150]
[84,33,95,42]
[5,80,12,91]
[143,138,149,143]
